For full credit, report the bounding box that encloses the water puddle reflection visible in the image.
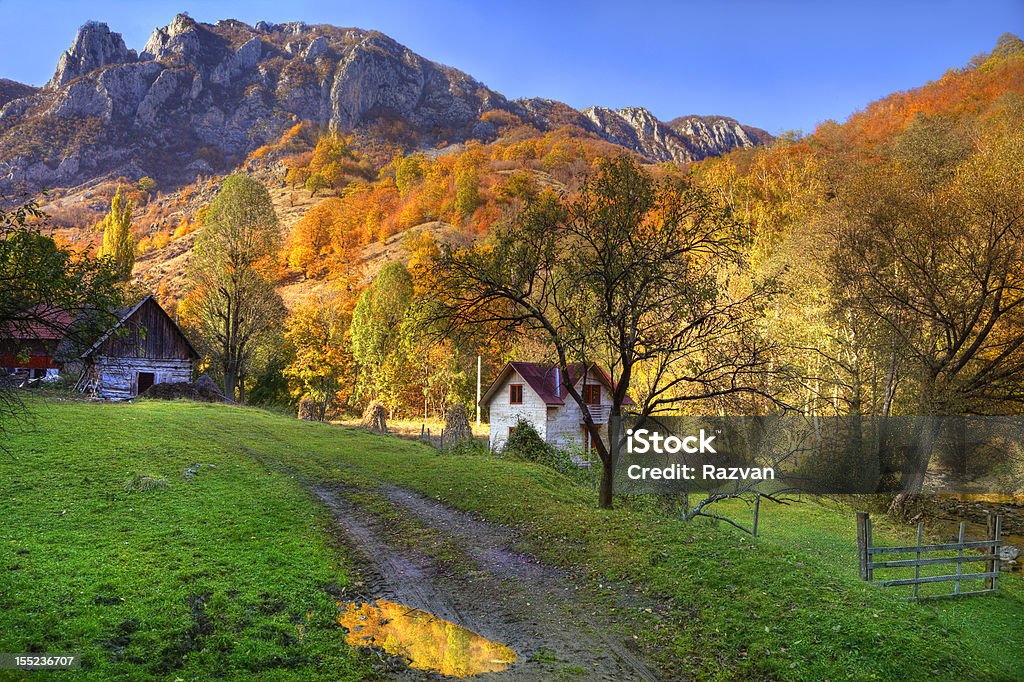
[338,599,517,677]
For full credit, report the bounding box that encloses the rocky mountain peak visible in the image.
[2,15,770,196]
[141,13,228,64]
[47,21,135,89]
[577,104,772,163]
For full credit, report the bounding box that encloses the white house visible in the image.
[480,362,632,453]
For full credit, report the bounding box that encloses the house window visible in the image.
[583,384,601,405]
[509,384,524,404]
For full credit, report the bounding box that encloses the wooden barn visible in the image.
[79,296,197,400]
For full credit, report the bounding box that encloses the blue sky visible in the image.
[0,0,1019,134]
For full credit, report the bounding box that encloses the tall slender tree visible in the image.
[98,187,135,278]
[350,262,416,411]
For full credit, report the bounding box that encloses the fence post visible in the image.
[913,522,923,599]
[954,521,966,596]
[986,514,1002,592]
[986,513,996,590]
[996,514,1003,593]
[752,494,761,537]
[857,511,871,581]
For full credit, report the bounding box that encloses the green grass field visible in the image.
[1,398,1021,680]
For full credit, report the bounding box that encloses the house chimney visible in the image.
[554,366,560,395]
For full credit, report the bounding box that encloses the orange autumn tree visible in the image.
[288,198,341,277]
[282,123,638,285]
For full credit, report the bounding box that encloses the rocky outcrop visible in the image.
[327,32,493,131]
[580,106,769,163]
[0,14,770,195]
[584,106,695,162]
[669,115,771,157]
[512,100,769,163]
[47,21,135,88]
[140,13,205,62]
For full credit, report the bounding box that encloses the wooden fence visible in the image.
[856,511,1003,599]
[417,424,488,450]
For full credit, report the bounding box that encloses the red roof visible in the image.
[1,306,72,341]
[481,361,634,406]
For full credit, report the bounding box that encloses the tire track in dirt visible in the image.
[313,484,662,681]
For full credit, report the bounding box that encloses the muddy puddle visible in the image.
[314,484,659,680]
[338,599,517,677]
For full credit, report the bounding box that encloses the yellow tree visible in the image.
[285,292,354,420]
[98,187,135,278]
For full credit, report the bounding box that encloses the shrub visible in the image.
[503,418,587,476]
[123,474,168,493]
[502,417,551,462]
[444,439,489,457]
[500,419,564,468]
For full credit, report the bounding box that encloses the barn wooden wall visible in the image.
[87,357,193,400]
[83,297,196,399]
[97,298,193,360]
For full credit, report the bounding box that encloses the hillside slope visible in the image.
[0,78,36,108]
[2,398,1021,679]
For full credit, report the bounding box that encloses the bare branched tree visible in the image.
[833,121,1024,499]
[428,157,784,508]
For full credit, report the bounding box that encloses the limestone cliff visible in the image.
[0,15,771,194]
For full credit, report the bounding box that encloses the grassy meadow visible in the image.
[1,398,1021,680]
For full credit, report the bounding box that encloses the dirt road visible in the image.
[313,483,663,680]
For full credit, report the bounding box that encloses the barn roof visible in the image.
[480,361,633,406]
[0,305,72,341]
[81,295,198,360]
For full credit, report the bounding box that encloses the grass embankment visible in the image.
[2,399,1022,681]
[0,400,372,681]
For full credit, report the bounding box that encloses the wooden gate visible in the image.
[857,511,1003,599]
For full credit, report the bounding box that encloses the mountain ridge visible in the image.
[0,14,770,195]
[0,79,37,109]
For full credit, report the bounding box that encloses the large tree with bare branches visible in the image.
[429,156,780,508]
[833,118,1024,495]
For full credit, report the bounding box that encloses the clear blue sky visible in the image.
[0,0,1020,134]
